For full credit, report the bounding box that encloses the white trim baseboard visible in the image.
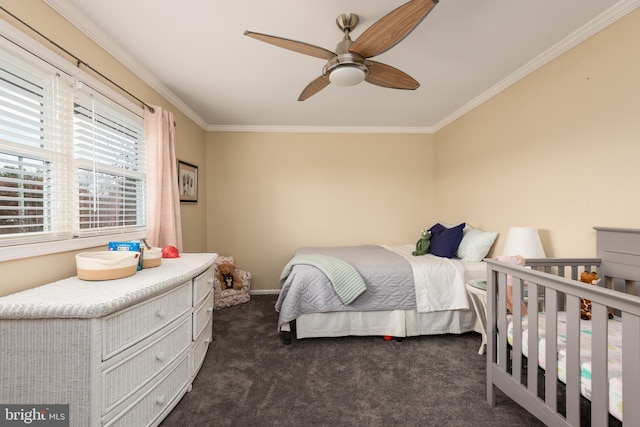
[249,290,280,296]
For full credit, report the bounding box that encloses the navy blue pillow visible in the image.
[428,223,466,258]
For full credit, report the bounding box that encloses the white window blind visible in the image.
[0,40,145,250]
[73,86,145,236]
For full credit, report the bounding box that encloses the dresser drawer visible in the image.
[193,267,214,307]
[102,316,191,413]
[192,290,213,340]
[191,315,213,377]
[103,282,192,359]
[104,353,190,427]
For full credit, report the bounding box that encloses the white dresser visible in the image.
[0,253,217,427]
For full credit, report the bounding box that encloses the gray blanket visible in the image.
[279,254,367,305]
[275,245,416,327]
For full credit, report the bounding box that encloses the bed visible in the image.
[275,223,498,344]
[486,227,640,426]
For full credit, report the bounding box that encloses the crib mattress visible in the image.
[507,312,623,421]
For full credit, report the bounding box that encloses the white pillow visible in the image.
[456,226,498,261]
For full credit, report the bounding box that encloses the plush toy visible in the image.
[579,271,613,320]
[412,229,432,256]
[217,262,243,290]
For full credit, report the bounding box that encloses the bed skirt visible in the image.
[281,307,479,339]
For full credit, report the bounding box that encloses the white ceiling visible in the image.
[45,0,638,132]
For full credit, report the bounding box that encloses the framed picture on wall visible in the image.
[178,160,198,202]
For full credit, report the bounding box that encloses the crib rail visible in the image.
[486,258,640,426]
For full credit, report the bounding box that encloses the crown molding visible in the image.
[432,0,640,132]
[206,124,434,134]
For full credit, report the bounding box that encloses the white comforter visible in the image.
[384,245,470,313]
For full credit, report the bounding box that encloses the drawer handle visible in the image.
[207,306,213,313]
[156,308,166,318]
[205,337,212,344]
[156,352,165,362]
[207,278,213,284]
[156,394,166,405]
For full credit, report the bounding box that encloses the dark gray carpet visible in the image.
[160,295,544,427]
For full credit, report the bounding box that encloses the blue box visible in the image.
[108,241,143,270]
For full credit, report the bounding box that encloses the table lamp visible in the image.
[502,226,546,258]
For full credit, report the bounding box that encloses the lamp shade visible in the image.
[502,226,546,258]
[329,66,366,86]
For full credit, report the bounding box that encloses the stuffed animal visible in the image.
[579,271,613,320]
[217,262,243,290]
[412,229,432,256]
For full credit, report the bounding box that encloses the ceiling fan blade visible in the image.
[244,31,335,60]
[298,76,331,101]
[365,61,420,90]
[350,0,438,58]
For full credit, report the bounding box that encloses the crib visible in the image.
[486,227,640,426]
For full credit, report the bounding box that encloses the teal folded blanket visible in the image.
[279,254,367,305]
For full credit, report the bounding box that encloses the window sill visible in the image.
[0,232,147,262]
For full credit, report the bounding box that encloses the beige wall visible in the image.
[0,1,207,296]
[434,8,640,258]
[206,132,435,291]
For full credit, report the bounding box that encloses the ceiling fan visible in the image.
[244,0,439,101]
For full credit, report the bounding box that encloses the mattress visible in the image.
[507,312,623,421]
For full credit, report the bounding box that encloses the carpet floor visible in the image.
[160,295,545,427]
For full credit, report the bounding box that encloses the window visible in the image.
[73,87,145,235]
[0,34,145,259]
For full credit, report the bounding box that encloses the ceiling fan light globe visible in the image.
[329,66,366,87]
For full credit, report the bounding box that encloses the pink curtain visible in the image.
[144,105,183,251]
